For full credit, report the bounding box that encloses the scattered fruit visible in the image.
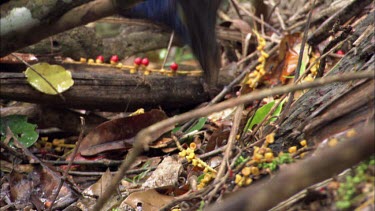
[141,58,149,66]
[87,58,94,64]
[110,55,119,64]
[96,55,104,63]
[170,62,178,71]
[336,50,345,55]
[80,58,87,63]
[134,57,142,66]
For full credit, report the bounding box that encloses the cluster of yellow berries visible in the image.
[197,172,216,190]
[288,139,307,158]
[235,134,308,187]
[245,30,269,88]
[178,143,217,189]
[235,166,260,186]
[35,137,75,153]
[235,133,276,186]
[303,54,319,82]
[252,132,277,163]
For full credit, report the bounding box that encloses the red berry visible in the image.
[110,55,119,63]
[170,62,178,71]
[96,55,104,62]
[96,55,104,64]
[336,50,345,55]
[134,57,142,65]
[141,58,149,66]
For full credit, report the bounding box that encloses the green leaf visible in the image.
[245,99,285,131]
[186,117,207,134]
[1,115,38,148]
[172,117,207,134]
[24,62,74,95]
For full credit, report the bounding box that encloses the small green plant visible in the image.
[335,156,375,209]
[124,161,151,184]
[258,153,294,171]
[244,99,285,131]
[1,115,39,148]
[234,155,249,167]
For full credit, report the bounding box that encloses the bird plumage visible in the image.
[122,0,221,87]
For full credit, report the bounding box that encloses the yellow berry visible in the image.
[266,133,275,144]
[192,159,198,166]
[258,148,266,155]
[328,138,338,147]
[300,140,307,147]
[261,51,269,58]
[253,153,263,162]
[235,174,243,184]
[346,129,356,138]
[241,167,251,176]
[251,167,260,176]
[178,150,187,157]
[265,152,274,162]
[197,183,205,190]
[186,148,194,154]
[189,142,197,150]
[288,146,297,154]
[143,70,150,75]
[44,142,52,150]
[245,178,253,185]
[204,174,212,181]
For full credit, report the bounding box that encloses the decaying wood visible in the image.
[0,0,141,56]
[268,10,375,152]
[20,21,178,60]
[0,63,212,112]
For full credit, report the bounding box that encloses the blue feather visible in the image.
[124,0,189,43]
[123,0,222,86]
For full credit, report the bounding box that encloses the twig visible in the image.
[43,159,122,166]
[49,117,85,210]
[67,166,157,176]
[232,0,281,36]
[0,138,28,161]
[161,31,175,70]
[215,104,244,182]
[229,0,243,20]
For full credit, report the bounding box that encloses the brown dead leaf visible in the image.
[67,109,168,160]
[141,156,182,189]
[121,189,174,211]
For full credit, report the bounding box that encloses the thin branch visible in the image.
[50,117,85,210]
[161,31,175,69]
